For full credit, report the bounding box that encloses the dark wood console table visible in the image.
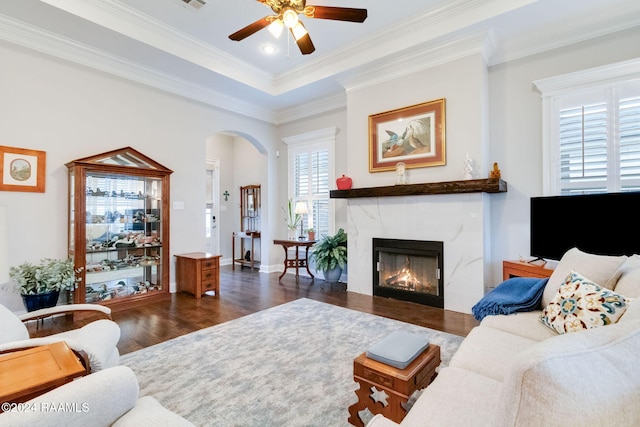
[273,239,316,283]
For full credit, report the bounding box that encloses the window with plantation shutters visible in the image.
[620,96,640,191]
[536,67,640,196]
[284,127,336,240]
[557,92,640,195]
[291,148,330,238]
[558,102,608,194]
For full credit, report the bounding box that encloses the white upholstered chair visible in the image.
[0,303,120,372]
[0,365,195,426]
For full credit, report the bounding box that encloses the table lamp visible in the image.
[294,201,308,240]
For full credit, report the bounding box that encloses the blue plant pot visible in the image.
[323,266,343,283]
[22,290,60,312]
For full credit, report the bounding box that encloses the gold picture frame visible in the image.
[369,98,446,172]
[0,146,46,193]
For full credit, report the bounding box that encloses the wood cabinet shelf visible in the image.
[329,178,507,199]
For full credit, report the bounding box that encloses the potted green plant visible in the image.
[306,228,316,241]
[9,258,82,312]
[311,228,347,283]
[282,199,302,239]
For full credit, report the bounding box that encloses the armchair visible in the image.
[0,365,195,426]
[0,303,120,372]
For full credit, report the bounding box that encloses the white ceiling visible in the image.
[1,0,639,123]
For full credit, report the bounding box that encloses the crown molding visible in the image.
[533,57,640,97]
[275,93,346,124]
[489,6,640,66]
[338,31,495,93]
[39,0,275,93]
[0,14,277,123]
[272,0,534,94]
[281,126,338,146]
[39,0,536,96]
[3,0,638,124]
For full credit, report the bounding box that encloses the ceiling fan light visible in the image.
[267,19,284,38]
[291,21,308,41]
[282,9,299,28]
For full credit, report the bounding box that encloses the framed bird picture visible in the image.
[369,98,446,172]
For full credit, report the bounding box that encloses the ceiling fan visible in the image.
[229,0,368,55]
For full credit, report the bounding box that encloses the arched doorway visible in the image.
[206,132,268,267]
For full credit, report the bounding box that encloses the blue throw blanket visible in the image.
[471,277,549,321]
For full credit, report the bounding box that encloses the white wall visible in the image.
[206,133,234,264]
[341,29,640,298]
[340,28,639,308]
[206,134,266,266]
[346,54,489,186]
[0,40,278,309]
[344,54,493,312]
[487,27,640,284]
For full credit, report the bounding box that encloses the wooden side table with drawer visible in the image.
[348,344,441,427]
[0,341,88,407]
[175,252,221,299]
[502,260,555,281]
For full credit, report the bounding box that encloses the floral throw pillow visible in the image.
[540,270,630,334]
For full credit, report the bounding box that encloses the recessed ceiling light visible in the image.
[261,44,277,55]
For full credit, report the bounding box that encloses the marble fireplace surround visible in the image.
[331,179,506,314]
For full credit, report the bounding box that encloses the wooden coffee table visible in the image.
[0,341,88,407]
[348,344,441,426]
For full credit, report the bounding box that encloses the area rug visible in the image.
[120,298,464,426]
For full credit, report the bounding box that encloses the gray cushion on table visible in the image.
[366,331,430,369]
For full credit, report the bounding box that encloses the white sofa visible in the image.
[0,365,195,426]
[368,248,640,427]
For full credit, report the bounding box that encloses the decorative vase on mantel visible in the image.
[336,175,352,190]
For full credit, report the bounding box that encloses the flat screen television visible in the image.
[530,192,640,261]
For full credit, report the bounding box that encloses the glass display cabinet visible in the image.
[66,147,172,310]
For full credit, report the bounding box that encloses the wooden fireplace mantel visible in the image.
[329,178,507,199]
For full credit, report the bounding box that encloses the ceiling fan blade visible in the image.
[293,29,315,55]
[304,6,367,22]
[229,17,272,41]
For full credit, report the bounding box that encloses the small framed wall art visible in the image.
[0,146,46,193]
[369,98,446,172]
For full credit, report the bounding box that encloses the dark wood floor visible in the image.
[27,266,479,355]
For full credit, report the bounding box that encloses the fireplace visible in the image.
[372,238,444,308]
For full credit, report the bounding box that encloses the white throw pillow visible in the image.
[540,271,630,334]
[619,300,640,323]
[542,247,627,307]
[612,254,640,299]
